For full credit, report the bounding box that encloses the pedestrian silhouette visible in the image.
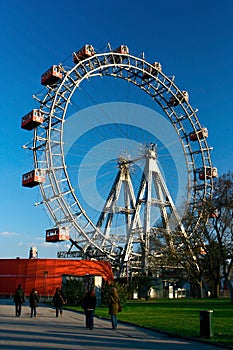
[29,288,39,317]
[82,289,97,329]
[52,287,66,317]
[14,284,25,317]
[108,287,120,329]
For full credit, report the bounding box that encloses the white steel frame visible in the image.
[23,44,214,269]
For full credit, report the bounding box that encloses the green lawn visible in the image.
[66,298,233,348]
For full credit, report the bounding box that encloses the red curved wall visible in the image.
[0,259,114,296]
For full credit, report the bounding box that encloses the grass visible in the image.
[65,298,233,348]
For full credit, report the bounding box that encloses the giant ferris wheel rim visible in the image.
[31,44,214,260]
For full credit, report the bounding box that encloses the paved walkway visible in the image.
[0,299,227,350]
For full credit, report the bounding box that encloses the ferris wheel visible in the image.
[21,43,217,273]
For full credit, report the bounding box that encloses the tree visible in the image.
[147,172,233,300]
[149,225,207,298]
[202,172,233,301]
[171,172,233,300]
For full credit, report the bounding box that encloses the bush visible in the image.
[63,280,84,305]
[101,280,128,306]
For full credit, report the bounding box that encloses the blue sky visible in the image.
[0,0,232,259]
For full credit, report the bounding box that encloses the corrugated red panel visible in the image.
[0,259,114,296]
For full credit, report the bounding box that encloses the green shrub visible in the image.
[63,279,84,305]
[101,280,128,306]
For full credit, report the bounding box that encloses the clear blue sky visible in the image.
[0,0,232,259]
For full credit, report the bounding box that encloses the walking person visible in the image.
[29,288,39,318]
[14,284,25,317]
[52,287,66,317]
[108,287,120,329]
[82,289,97,330]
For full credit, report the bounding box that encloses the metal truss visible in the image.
[23,44,215,271]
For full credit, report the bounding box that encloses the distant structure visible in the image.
[29,247,38,259]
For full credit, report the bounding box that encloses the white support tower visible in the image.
[95,157,140,249]
[96,144,186,275]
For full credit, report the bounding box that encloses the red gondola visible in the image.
[21,109,44,130]
[143,62,162,78]
[73,44,95,63]
[189,127,208,141]
[169,91,189,106]
[209,209,218,218]
[46,227,70,243]
[199,167,218,180]
[200,247,206,255]
[113,45,129,54]
[110,45,129,63]
[41,65,62,86]
[22,169,46,188]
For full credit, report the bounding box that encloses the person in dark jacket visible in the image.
[29,288,39,317]
[52,287,66,317]
[82,289,97,329]
[14,284,25,317]
[108,287,120,329]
